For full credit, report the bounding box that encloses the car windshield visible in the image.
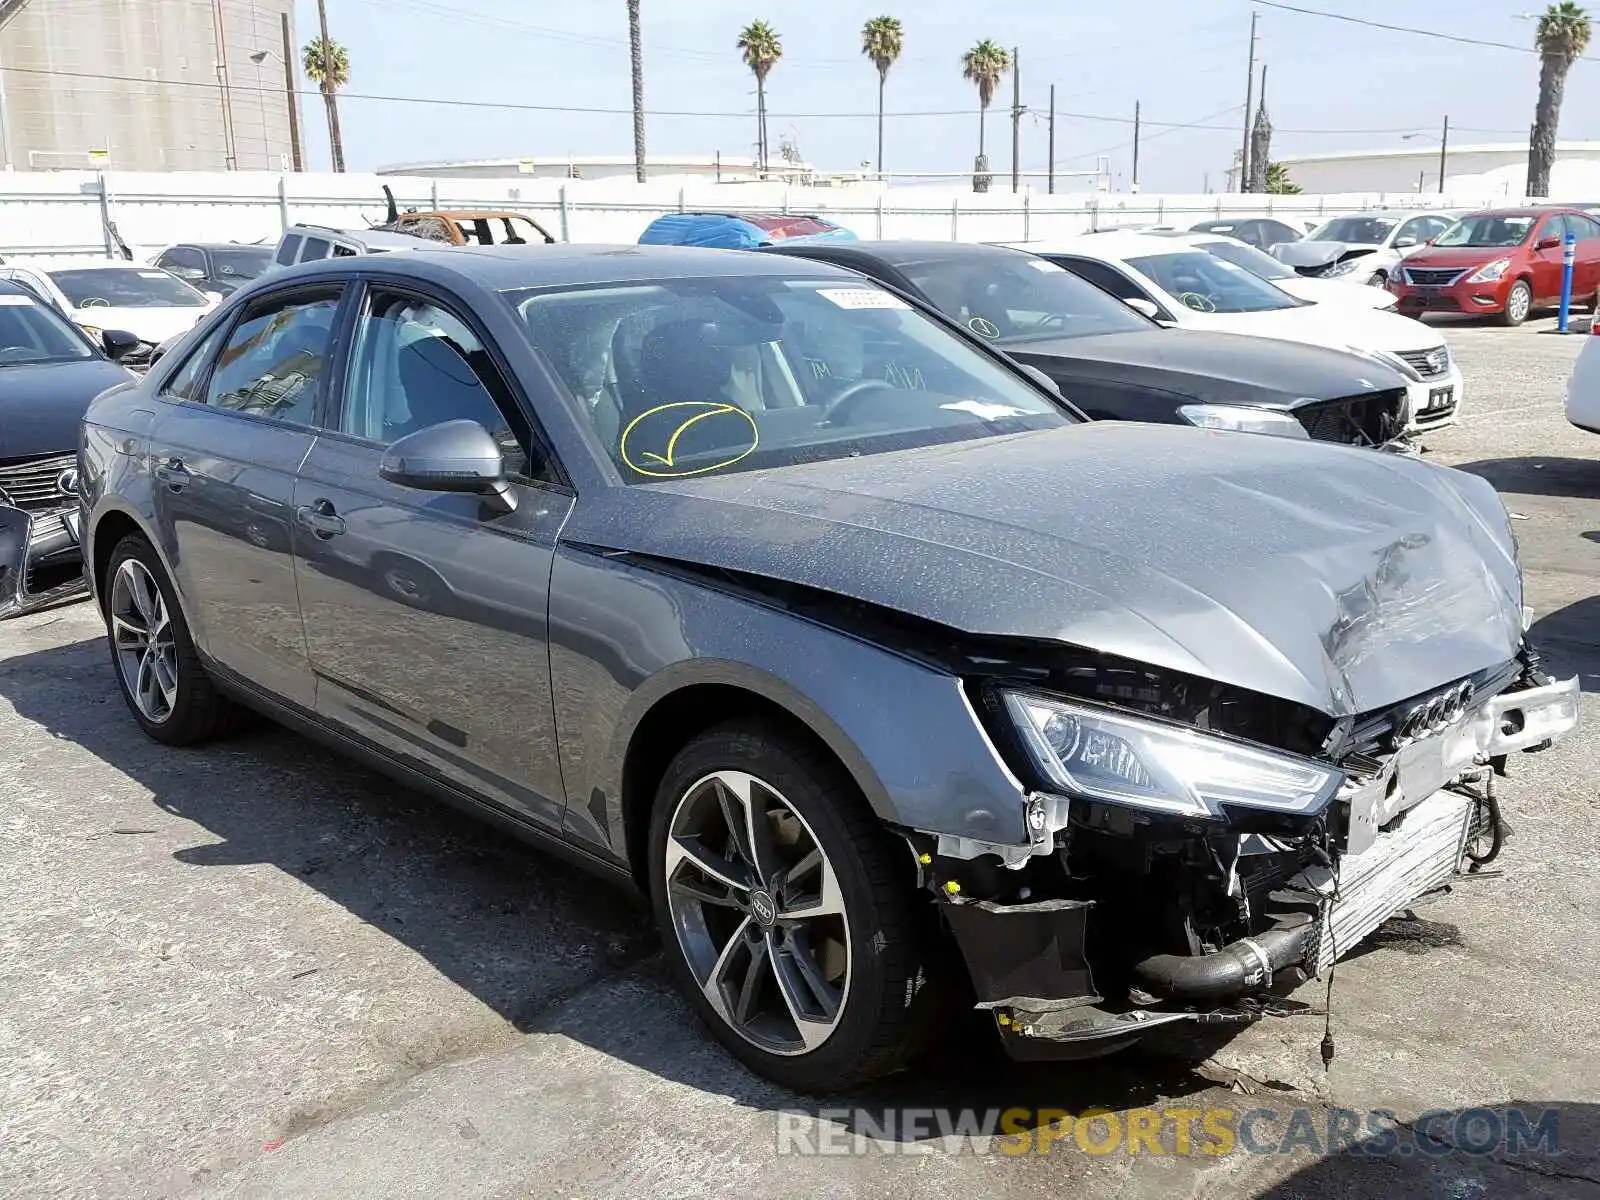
[0,293,95,365]
[1309,216,1398,245]
[48,267,209,309]
[1433,215,1537,248]
[1126,251,1302,313]
[509,275,1072,482]
[898,254,1152,343]
[209,247,274,280]
[1195,239,1296,280]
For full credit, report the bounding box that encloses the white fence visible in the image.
[0,169,1541,263]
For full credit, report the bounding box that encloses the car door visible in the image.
[1567,214,1600,296]
[147,283,346,708]
[1529,215,1568,303]
[291,281,574,830]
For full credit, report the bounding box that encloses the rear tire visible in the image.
[648,720,947,1091]
[1500,280,1532,327]
[103,533,242,745]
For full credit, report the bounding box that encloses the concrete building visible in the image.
[0,0,301,172]
[378,155,821,186]
[1239,141,1600,197]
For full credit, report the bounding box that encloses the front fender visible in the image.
[548,547,1031,863]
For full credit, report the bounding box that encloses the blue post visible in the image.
[1559,230,1577,332]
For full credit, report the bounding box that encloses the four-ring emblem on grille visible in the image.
[1393,680,1475,747]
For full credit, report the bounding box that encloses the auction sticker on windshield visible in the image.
[817,288,910,310]
[619,401,760,478]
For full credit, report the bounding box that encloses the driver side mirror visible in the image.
[101,329,141,361]
[1394,235,1417,249]
[1537,235,1563,251]
[1123,297,1163,321]
[379,419,516,514]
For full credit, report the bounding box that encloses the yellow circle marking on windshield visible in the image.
[1177,292,1217,313]
[619,401,760,478]
[967,316,1000,338]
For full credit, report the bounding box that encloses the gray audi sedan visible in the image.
[80,245,1578,1091]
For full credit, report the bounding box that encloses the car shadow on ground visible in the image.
[1453,456,1600,499]
[0,630,1277,1141]
[1530,596,1600,693]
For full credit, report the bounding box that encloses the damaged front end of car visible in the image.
[0,469,89,618]
[907,641,1578,1061]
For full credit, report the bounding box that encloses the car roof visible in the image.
[766,239,1038,268]
[4,259,160,273]
[272,242,856,290]
[1457,206,1567,218]
[283,225,428,250]
[1006,231,1194,261]
[164,242,275,252]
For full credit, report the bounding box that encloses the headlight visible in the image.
[1177,404,1309,438]
[79,324,103,339]
[1467,258,1511,284]
[1389,263,1407,284]
[1003,692,1344,820]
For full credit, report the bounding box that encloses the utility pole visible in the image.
[211,0,238,169]
[1010,47,1021,193]
[1047,84,1055,194]
[1239,10,1258,192]
[280,11,303,171]
[315,0,344,172]
[1438,114,1450,193]
[1131,100,1141,191]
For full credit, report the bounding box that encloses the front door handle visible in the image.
[295,499,347,539]
[153,459,189,491]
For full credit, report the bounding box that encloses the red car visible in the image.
[1389,207,1600,326]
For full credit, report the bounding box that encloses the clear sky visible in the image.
[292,0,1600,191]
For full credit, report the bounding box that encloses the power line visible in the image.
[1249,0,1600,62]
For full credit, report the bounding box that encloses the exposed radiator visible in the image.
[1292,788,1474,975]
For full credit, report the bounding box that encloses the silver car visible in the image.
[80,245,1578,1089]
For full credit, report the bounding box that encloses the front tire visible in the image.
[1367,271,1389,288]
[648,721,944,1091]
[104,533,240,745]
[1500,279,1533,326]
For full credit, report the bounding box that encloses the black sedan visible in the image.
[761,240,1409,447]
[0,281,138,616]
[152,243,276,298]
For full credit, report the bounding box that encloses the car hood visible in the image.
[1401,246,1521,270]
[69,304,210,344]
[0,358,134,458]
[1194,302,1444,355]
[1002,329,1404,408]
[1274,277,1397,309]
[572,424,1523,719]
[1275,240,1381,267]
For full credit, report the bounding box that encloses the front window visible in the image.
[1126,252,1302,313]
[1308,216,1399,245]
[508,275,1071,481]
[0,294,95,365]
[900,255,1153,343]
[1434,215,1536,248]
[1194,239,1296,281]
[47,267,209,309]
[209,247,274,281]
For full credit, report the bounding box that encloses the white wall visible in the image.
[0,168,1543,264]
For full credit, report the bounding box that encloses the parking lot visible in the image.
[4,315,1598,1200]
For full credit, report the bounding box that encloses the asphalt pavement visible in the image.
[3,315,1598,1199]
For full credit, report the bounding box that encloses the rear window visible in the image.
[299,238,331,262]
[275,235,302,266]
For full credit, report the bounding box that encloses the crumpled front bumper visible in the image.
[0,502,88,618]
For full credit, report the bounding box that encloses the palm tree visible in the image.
[738,21,782,175]
[302,36,350,173]
[961,40,1010,192]
[1529,2,1591,196]
[628,0,646,181]
[861,16,903,177]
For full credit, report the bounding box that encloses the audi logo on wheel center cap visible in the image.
[749,889,777,927]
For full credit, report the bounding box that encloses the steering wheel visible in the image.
[1029,312,1067,332]
[1177,291,1218,313]
[820,378,902,426]
[79,297,111,309]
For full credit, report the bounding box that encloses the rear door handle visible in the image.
[295,499,346,538]
[154,459,189,491]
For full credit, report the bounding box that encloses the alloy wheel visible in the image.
[1508,284,1531,324]
[109,558,179,724]
[663,770,851,1056]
